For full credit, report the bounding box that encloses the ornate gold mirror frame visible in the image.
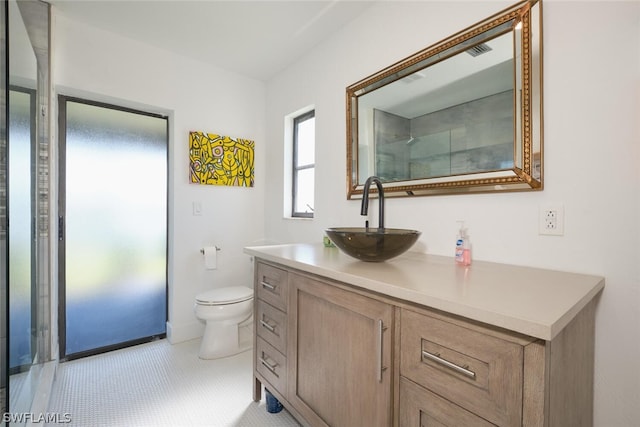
[346,0,542,198]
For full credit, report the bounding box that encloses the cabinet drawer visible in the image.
[256,300,287,354]
[256,262,288,311]
[400,377,495,427]
[256,337,287,394]
[400,309,523,426]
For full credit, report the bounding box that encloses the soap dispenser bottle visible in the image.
[462,229,472,266]
[455,222,465,264]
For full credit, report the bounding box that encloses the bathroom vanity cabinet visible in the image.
[248,244,604,427]
[254,263,393,427]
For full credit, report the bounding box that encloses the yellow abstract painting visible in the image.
[189,131,255,187]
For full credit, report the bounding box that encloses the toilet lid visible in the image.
[196,286,253,305]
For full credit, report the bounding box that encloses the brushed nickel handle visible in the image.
[421,350,476,379]
[259,355,279,377]
[377,319,388,382]
[261,280,275,291]
[260,318,276,332]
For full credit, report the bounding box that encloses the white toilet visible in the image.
[194,286,254,359]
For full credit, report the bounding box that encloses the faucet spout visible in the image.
[361,176,385,229]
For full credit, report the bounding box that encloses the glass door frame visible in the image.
[1,0,9,415]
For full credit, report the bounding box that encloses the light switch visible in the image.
[193,201,202,216]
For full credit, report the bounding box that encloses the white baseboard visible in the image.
[166,320,203,344]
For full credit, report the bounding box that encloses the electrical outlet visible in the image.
[539,206,564,236]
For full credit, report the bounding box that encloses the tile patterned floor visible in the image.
[46,339,300,427]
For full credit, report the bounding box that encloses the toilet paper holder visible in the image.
[200,246,221,254]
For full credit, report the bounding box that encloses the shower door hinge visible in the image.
[58,215,64,241]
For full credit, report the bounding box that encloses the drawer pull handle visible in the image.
[377,319,388,382]
[421,350,476,379]
[260,319,276,332]
[261,280,276,291]
[259,356,279,377]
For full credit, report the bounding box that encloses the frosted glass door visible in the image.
[8,89,35,370]
[60,98,167,357]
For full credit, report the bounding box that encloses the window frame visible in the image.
[291,110,315,218]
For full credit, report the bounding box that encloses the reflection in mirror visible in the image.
[347,0,542,198]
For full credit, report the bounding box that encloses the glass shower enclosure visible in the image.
[3,0,52,418]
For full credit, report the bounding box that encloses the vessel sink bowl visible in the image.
[325,227,421,262]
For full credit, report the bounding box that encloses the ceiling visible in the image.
[48,0,377,82]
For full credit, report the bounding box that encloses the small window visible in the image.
[292,110,315,218]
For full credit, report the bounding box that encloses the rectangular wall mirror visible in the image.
[347,0,542,198]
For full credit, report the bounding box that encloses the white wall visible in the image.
[52,12,267,344]
[265,1,639,426]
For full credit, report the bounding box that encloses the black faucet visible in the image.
[361,176,384,229]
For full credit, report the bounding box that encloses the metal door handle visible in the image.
[377,319,388,382]
[260,319,275,332]
[259,355,279,377]
[58,216,64,241]
[261,280,275,290]
[421,350,476,379]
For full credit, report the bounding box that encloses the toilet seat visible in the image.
[196,286,253,306]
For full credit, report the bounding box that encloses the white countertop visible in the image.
[244,243,604,341]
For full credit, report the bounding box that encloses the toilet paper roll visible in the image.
[203,246,218,270]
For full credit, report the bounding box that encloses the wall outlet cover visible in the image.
[539,205,564,236]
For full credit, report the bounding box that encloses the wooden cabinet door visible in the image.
[288,273,393,427]
[399,377,495,427]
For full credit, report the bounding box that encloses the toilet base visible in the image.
[198,316,253,360]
